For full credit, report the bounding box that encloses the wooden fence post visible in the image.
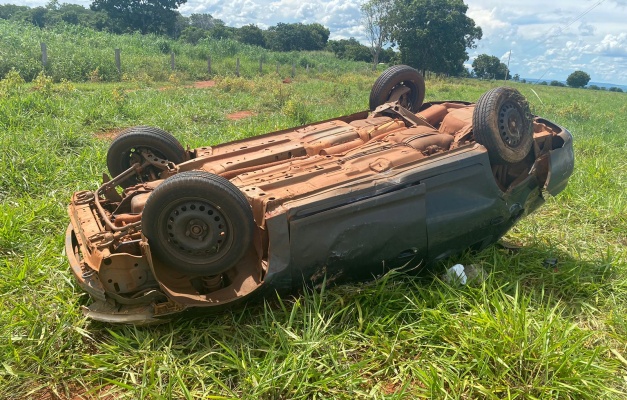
[292,62,295,78]
[276,62,280,74]
[170,52,175,70]
[114,49,121,73]
[236,58,240,77]
[306,64,309,73]
[40,42,47,67]
[259,58,263,74]
[207,56,212,75]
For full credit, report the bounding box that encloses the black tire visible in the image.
[107,126,186,188]
[473,87,534,164]
[369,65,425,112]
[142,171,254,276]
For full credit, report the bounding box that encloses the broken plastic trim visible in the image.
[81,302,164,325]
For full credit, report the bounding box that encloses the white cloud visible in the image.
[578,22,595,36]
[181,0,363,34]
[594,33,627,57]
[466,7,509,33]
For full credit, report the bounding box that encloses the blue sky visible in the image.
[6,0,627,84]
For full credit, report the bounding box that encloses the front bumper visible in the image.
[66,224,176,325]
[65,224,106,301]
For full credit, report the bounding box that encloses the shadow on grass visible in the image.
[78,242,625,398]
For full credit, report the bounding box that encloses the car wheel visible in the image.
[142,171,255,276]
[106,126,186,188]
[369,65,426,112]
[473,87,534,164]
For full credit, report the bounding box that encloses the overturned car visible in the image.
[66,66,574,324]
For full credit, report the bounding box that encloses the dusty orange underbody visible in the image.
[67,101,567,323]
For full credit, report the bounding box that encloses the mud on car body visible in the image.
[66,66,574,324]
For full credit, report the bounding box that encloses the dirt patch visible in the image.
[158,81,216,90]
[94,128,124,141]
[193,80,216,89]
[226,111,256,121]
[381,381,402,395]
[125,81,216,92]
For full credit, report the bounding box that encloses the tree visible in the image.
[608,87,624,92]
[512,74,520,82]
[56,4,107,28]
[550,80,565,87]
[90,0,187,36]
[388,0,482,76]
[306,23,330,50]
[0,4,29,20]
[345,44,374,62]
[472,54,508,80]
[381,47,399,64]
[24,7,49,27]
[170,13,188,38]
[361,0,392,70]
[265,23,329,52]
[566,70,591,88]
[180,26,207,44]
[2,3,109,30]
[57,4,84,25]
[208,24,235,40]
[189,13,223,30]
[236,24,265,47]
[327,38,371,62]
[265,23,302,51]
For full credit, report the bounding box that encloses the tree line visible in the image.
[1,0,484,75]
[2,1,610,90]
[0,1,394,63]
[470,54,601,90]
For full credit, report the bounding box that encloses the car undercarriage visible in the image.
[66,66,574,324]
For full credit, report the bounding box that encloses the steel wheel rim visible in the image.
[161,198,234,265]
[498,102,523,147]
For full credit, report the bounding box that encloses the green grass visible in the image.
[0,20,374,83]
[0,68,626,399]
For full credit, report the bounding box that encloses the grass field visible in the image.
[0,69,626,399]
[0,19,373,83]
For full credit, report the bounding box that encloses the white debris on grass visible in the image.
[445,264,467,285]
[443,264,487,285]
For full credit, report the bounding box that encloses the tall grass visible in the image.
[0,69,625,398]
[0,20,373,83]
